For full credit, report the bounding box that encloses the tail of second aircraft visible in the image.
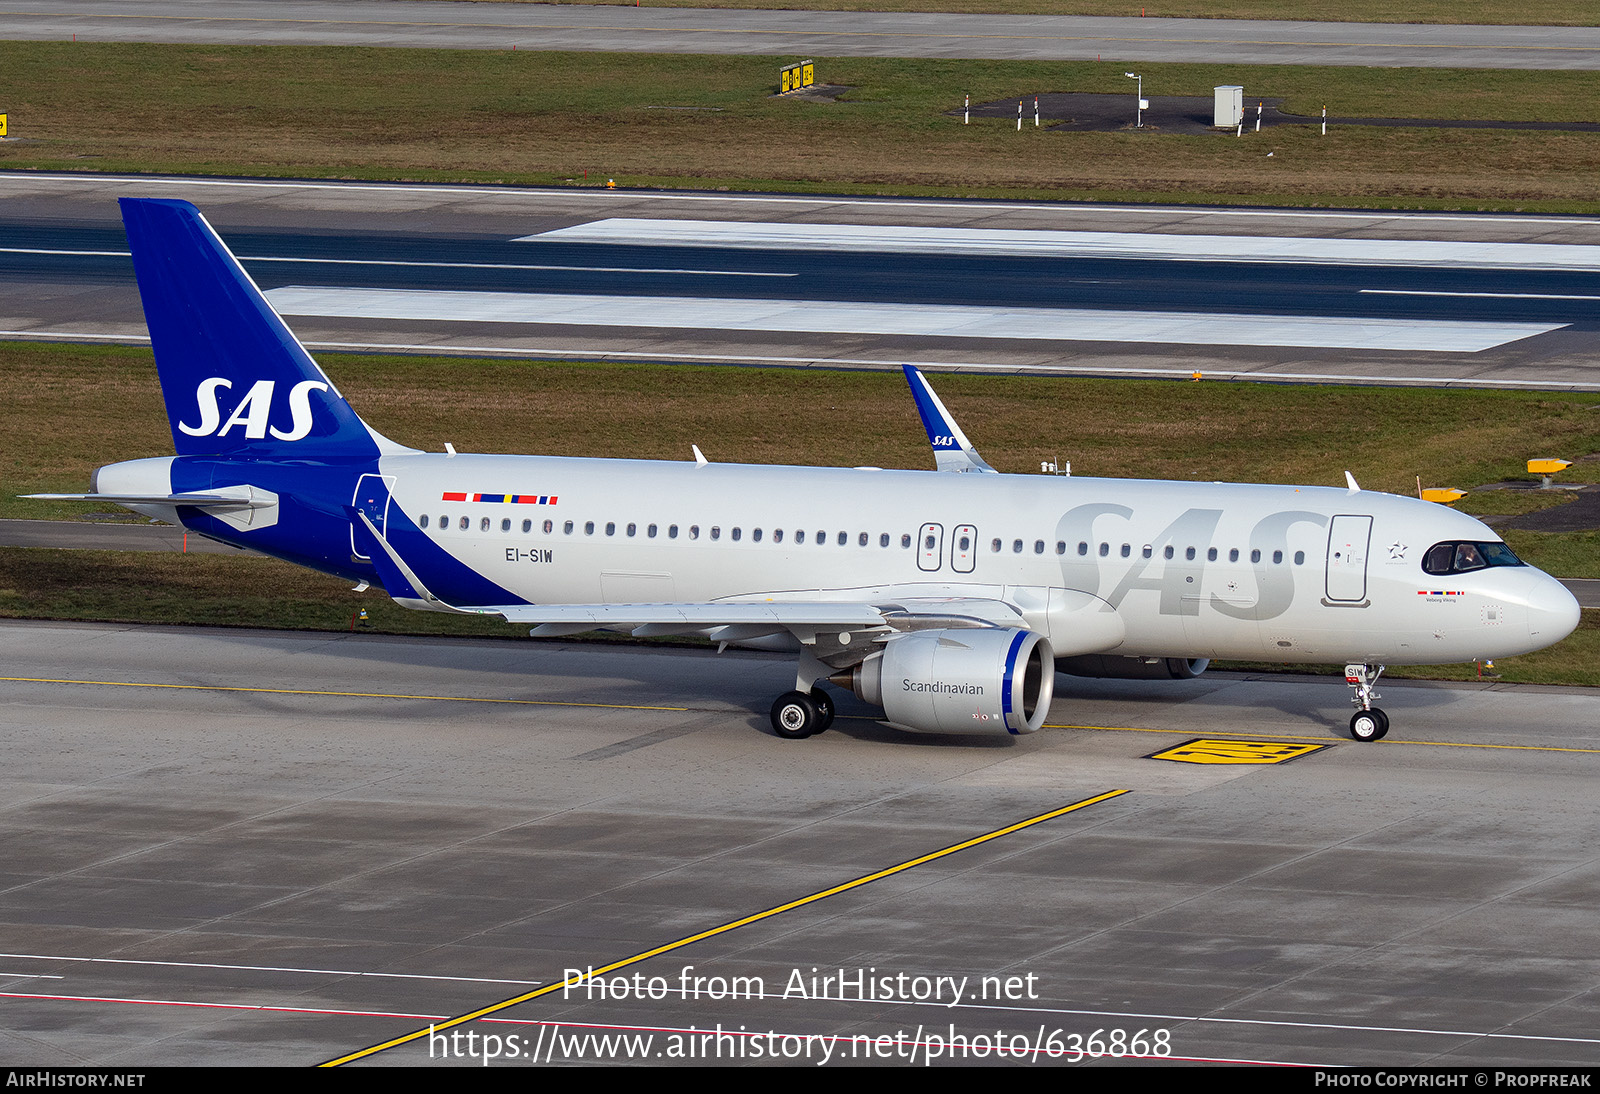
[120,197,398,462]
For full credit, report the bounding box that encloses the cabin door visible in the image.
[1325,515,1372,603]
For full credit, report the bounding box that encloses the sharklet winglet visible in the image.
[902,365,997,474]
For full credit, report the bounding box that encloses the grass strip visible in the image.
[6,340,1599,525]
[7,44,1600,210]
[440,0,1599,24]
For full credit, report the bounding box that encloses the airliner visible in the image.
[31,199,1583,744]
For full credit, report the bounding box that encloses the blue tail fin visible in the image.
[120,198,381,461]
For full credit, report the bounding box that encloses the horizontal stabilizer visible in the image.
[25,491,271,510]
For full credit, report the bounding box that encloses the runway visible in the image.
[2,618,1598,1066]
[7,172,1600,389]
[6,1,1600,69]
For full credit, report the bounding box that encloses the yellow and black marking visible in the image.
[1149,738,1331,765]
[319,788,1129,1066]
[779,59,815,94]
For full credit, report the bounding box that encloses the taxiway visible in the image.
[3,619,1600,1066]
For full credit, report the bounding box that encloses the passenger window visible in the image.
[1294,551,1305,565]
[839,531,848,546]
[459,516,469,531]
[1207,547,1217,561]
[1228,548,1238,562]
[858,532,868,547]
[648,523,658,538]
[773,529,783,543]
[1033,540,1044,554]
[927,534,939,550]
[626,523,636,537]
[901,534,912,549]
[585,521,595,535]
[817,530,826,545]
[995,539,1004,553]
[711,526,721,540]
[689,525,699,540]
[669,524,678,539]
[1250,548,1260,562]
[542,519,552,534]
[439,514,448,529]
[564,521,573,534]
[1077,542,1088,556]
[1185,546,1195,560]
[1056,541,1066,555]
[796,530,806,544]
[480,517,491,532]
[752,528,762,542]
[959,535,971,551]
[1013,539,1024,554]
[1164,546,1174,560]
[1098,542,1109,557]
[606,522,616,536]
[1143,545,1153,559]
[880,534,890,548]
[420,515,430,529]
[732,527,742,542]
[1273,550,1283,564]
[1121,544,1131,558]
[501,518,511,532]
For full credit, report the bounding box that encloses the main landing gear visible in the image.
[1345,662,1388,742]
[770,689,835,739]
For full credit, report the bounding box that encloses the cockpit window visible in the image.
[1422,540,1524,576]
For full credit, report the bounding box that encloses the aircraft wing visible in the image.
[902,365,997,474]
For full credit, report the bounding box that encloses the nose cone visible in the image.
[1527,573,1582,646]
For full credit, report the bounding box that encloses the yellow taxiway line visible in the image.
[318,788,1129,1066]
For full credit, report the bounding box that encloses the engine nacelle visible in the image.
[838,628,1054,735]
[1055,655,1210,680]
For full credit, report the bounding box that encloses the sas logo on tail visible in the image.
[180,378,329,441]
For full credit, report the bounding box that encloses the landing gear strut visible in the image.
[769,689,835,739]
[1344,662,1388,742]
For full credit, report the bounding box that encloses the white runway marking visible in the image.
[529,219,1600,271]
[8,332,1599,388]
[1362,288,1600,300]
[0,247,791,278]
[263,286,1560,352]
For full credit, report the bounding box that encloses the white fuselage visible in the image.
[375,452,1577,666]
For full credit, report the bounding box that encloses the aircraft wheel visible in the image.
[1349,708,1389,743]
[771,691,822,739]
[809,688,836,733]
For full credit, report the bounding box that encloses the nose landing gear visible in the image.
[1345,663,1388,742]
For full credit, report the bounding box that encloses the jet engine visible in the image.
[1055,655,1210,680]
[833,628,1054,735]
